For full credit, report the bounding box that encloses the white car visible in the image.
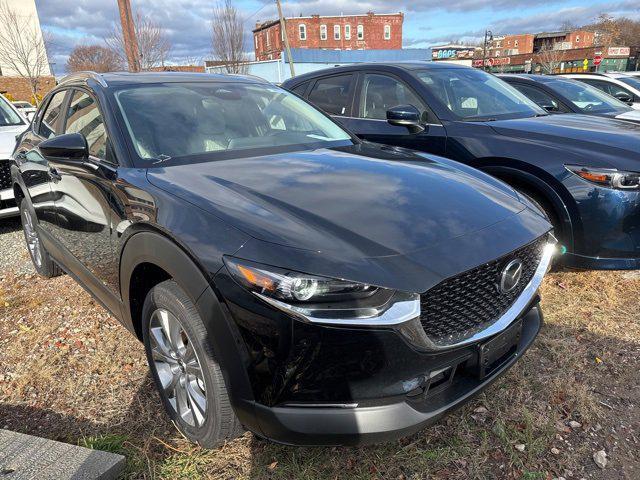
[560,73,640,110]
[12,100,36,120]
[0,93,29,219]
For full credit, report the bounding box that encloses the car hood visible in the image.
[147,143,532,260]
[613,109,640,124]
[0,125,26,159]
[488,114,640,168]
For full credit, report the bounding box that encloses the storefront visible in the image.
[474,46,637,74]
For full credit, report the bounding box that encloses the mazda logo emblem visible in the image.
[499,259,523,293]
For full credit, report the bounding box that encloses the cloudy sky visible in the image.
[35,0,640,75]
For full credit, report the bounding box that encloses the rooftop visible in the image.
[253,12,403,32]
[59,71,268,88]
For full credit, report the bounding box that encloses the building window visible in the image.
[320,24,327,40]
[345,24,351,40]
[357,24,364,40]
[299,24,306,41]
[576,35,580,43]
[514,39,518,47]
[266,30,270,47]
[384,25,391,40]
[334,25,340,40]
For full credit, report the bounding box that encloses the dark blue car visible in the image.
[498,74,640,124]
[283,62,640,270]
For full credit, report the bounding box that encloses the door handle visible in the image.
[48,167,62,181]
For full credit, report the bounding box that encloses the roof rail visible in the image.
[59,71,108,87]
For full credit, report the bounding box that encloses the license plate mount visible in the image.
[477,319,523,379]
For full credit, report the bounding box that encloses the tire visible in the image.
[19,198,63,278]
[142,279,243,448]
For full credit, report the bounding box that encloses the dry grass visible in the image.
[1,265,639,479]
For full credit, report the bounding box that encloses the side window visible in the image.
[359,73,426,120]
[511,83,567,112]
[64,91,109,160]
[291,81,310,97]
[307,74,354,116]
[37,90,67,138]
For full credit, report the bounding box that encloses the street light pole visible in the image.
[482,30,493,71]
[275,0,295,78]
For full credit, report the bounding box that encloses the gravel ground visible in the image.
[0,219,638,480]
[0,218,34,276]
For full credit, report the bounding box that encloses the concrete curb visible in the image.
[0,429,125,480]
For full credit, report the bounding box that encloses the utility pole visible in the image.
[275,0,295,78]
[482,29,493,72]
[117,0,141,72]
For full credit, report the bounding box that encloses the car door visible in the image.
[48,88,120,294]
[14,89,69,235]
[509,83,571,114]
[331,72,447,156]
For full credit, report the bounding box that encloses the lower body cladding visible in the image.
[214,239,553,446]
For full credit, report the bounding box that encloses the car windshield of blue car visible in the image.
[0,96,25,127]
[415,68,545,121]
[549,78,630,114]
[618,76,640,91]
[114,82,353,165]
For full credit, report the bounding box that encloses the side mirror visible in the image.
[614,91,633,105]
[39,133,88,162]
[386,105,425,134]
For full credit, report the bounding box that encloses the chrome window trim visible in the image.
[253,237,556,343]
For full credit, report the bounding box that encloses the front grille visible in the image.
[0,160,11,191]
[420,236,547,346]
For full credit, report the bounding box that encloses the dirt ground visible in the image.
[0,217,639,479]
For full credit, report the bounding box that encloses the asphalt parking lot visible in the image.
[0,218,639,480]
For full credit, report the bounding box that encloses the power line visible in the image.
[244,3,269,23]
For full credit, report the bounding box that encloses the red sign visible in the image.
[593,55,603,66]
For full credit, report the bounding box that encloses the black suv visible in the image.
[11,72,554,446]
[284,62,640,270]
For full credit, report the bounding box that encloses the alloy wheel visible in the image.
[149,308,208,427]
[22,209,42,268]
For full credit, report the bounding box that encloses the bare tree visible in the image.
[0,1,50,105]
[536,46,564,74]
[106,13,171,70]
[67,45,124,73]
[211,0,247,74]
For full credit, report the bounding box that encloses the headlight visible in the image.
[224,256,419,326]
[565,165,640,190]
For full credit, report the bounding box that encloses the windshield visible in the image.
[414,68,545,120]
[114,82,352,164]
[0,95,25,127]
[618,76,640,91]
[549,78,630,114]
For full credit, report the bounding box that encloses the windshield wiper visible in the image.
[463,117,498,122]
[152,154,172,164]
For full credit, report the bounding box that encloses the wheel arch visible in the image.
[478,158,577,250]
[118,227,257,419]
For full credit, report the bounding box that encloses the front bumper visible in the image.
[0,187,18,219]
[249,304,542,446]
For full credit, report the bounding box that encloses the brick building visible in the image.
[489,30,595,57]
[253,12,403,61]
